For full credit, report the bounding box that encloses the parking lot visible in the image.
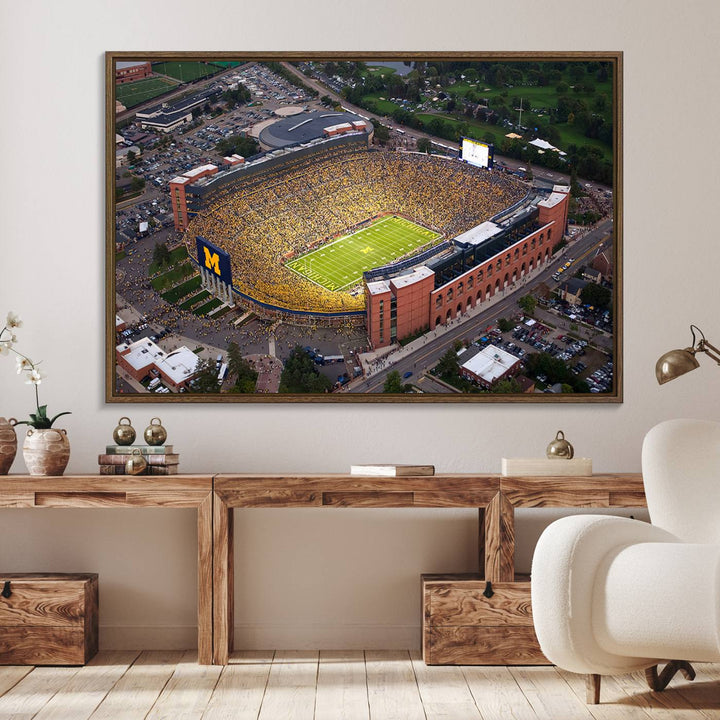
[458,317,614,393]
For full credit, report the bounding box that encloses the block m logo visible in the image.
[203,247,221,275]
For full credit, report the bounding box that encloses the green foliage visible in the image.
[189,358,221,393]
[579,283,612,310]
[436,348,460,381]
[152,242,172,268]
[518,294,537,316]
[398,325,430,346]
[416,137,432,153]
[279,346,332,394]
[491,379,522,394]
[215,135,259,158]
[130,175,145,192]
[14,405,71,430]
[222,84,251,108]
[524,352,589,393]
[383,370,411,393]
[227,342,258,393]
[371,119,390,144]
[497,318,515,332]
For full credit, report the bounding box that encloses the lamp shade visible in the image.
[655,348,700,385]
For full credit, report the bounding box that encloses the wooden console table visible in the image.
[212,473,645,665]
[0,475,214,665]
[1,473,647,666]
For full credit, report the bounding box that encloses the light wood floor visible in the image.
[0,650,717,719]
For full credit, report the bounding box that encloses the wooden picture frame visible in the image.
[107,51,622,403]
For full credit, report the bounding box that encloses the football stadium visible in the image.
[182,132,532,328]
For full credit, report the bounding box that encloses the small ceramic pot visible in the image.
[22,428,71,476]
[0,417,18,475]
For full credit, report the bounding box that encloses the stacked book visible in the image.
[98,445,180,475]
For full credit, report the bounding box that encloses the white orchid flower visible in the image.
[16,356,33,373]
[6,312,22,329]
[25,368,45,385]
[0,341,10,356]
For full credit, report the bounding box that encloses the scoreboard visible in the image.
[460,137,494,169]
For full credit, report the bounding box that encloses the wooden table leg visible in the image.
[483,492,515,582]
[197,493,213,665]
[213,492,234,665]
[478,507,486,577]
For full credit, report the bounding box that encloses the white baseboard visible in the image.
[99,624,421,650]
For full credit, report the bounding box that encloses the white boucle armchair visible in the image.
[531,418,720,703]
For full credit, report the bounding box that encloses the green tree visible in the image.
[152,242,171,267]
[126,150,137,165]
[279,347,332,394]
[416,137,432,153]
[518,294,536,316]
[492,378,522,394]
[130,175,145,193]
[579,283,612,309]
[227,342,258,393]
[189,358,221,393]
[524,352,588,393]
[436,348,460,381]
[383,370,410,393]
[497,318,515,332]
[569,166,583,197]
[222,84,251,108]
[371,120,390,145]
[215,135,259,158]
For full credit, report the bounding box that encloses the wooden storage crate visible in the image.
[0,573,98,665]
[422,573,548,665]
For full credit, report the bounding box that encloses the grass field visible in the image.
[286,216,441,292]
[152,61,221,83]
[361,94,402,115]
[116,77,178,108]
[162,276,202,304]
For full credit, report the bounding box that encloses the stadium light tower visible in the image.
[518,97,524,129]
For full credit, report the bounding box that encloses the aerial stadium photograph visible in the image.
[107,52,621,402]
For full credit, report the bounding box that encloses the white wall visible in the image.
[1,0,719,650]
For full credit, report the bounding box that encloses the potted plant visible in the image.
[1,312,72,475]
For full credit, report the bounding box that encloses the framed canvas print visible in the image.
[106,52,622,403]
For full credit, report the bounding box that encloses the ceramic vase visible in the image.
[0,417,17,475]
[22,428,70,476]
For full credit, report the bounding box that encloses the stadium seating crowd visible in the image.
[186,146,525,313]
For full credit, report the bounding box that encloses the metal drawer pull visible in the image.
[1,581,11,598]
[483,581,494,598]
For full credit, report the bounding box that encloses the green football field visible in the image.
[116,77,178,108]
[285,216,441,292]
[151,61,221,83]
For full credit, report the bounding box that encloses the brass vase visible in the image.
[22,428,71,476]
[0,417,17,475]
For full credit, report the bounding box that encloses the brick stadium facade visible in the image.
[169,164,219,232]
[365,186,570,349]
[115,61,152,84]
